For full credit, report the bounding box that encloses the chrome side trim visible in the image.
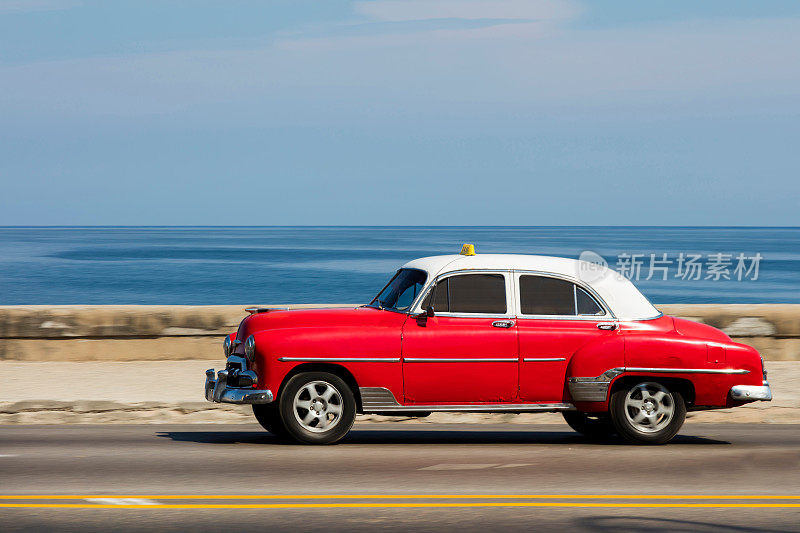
[568,368,625,402]
[625,367,750,375]
[568,384,610,402]
[404,358,518,363]
[515,315,614,322]
[424,312,514,319]
[523,357,566,362]
[569,368,625,383]
[730,381,772,401]
[360,387,402,409]
[245,307,289,315]
[568,366,752,402]
[635,312,665,321]
[277,357,401,363]
[368,403,575,413]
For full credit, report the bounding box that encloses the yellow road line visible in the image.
[1,494,799,500]
[1,503,800,509]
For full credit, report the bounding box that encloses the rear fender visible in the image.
[566,334,625,412]
[624,334,762,407]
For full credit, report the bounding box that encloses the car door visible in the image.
[401,271,519,404]
[515,272,617,402]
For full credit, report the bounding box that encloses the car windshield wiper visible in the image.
[368,298,390,310]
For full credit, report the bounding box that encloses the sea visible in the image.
[0,227,797,305]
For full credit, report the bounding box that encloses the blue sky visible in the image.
[1,0,799,225]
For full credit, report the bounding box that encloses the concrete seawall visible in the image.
[1,304,799,361]
[0,304,343,362]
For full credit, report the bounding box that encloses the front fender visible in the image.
[251,323,404,402]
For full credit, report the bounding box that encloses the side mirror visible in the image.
[414,306,434,320]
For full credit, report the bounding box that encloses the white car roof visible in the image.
[401,254,661,321]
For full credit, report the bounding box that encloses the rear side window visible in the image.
[576,286,604,315]
[519,275,604,316]
[422,273,507,314]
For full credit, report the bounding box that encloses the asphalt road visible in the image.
[1,423,799,532]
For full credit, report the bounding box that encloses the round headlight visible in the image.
[223,336,232,357]
[244,335,256,362]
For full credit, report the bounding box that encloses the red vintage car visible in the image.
[205,246,771,445]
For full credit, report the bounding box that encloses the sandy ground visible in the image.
[0,360,795,424]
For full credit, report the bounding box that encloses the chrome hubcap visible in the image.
[624,382,674,433]
[293,381,343,433]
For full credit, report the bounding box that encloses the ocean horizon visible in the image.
[1,226,797,305]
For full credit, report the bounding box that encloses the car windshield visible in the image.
[369,269,428,312]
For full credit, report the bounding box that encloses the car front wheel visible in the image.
[610,381,686,445]
[279,372,356,445]
[252,403,288,437]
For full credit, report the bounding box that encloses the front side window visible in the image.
[519,275,604,316]
[421,273,507,314]
[370,268,427,311]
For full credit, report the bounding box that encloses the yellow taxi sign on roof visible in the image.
[459,243,476,256]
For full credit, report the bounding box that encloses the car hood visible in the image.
[236,306,393,340]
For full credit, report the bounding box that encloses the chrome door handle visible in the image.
[597,322,618,330]
[492,320,515,328]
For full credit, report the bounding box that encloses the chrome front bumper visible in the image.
[205,369,274,404]
[730,381,772,401]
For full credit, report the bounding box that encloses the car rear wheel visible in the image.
[562,411,615,439]
[279,372,356,445]
[610,381,686,445]
[252,403,288,437]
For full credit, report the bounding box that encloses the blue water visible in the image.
[0,227,797,305]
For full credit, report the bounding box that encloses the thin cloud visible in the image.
[280,0,579,50]
[353,0,581,22]
[1,7,799,122]
[0,0,80,12]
